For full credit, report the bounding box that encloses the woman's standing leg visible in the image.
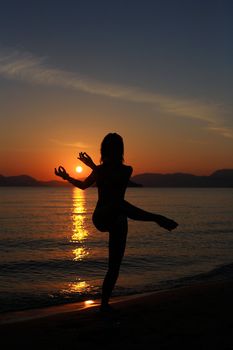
[101,215,128,311]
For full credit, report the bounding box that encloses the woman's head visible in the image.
[100,133,124,164]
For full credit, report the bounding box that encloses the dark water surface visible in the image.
[0,187,233,312]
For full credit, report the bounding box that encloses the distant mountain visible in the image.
[0,174,142,187]
[0,174,70,187]
[1,169,233,187]
[131,169,233,187]
[128,179,143,187]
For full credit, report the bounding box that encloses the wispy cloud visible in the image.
[49,138,89,149]
[206,126,233,139]
[0,48,232,138]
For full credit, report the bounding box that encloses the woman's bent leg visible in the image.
[123,200,178,231]
[101,215,128,310]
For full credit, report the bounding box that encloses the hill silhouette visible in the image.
[131,169,233,187]
[0,169,233,187]
[0,174,142,187]
[0,174,68,187]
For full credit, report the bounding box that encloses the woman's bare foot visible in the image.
[156,215,178,231]
[99,303,116,313]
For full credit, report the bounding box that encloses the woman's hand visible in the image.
[54,166,70,180]
[78,152,96,170]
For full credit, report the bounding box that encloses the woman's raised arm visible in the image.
[54,166,96,190]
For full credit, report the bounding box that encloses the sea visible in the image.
[0,187,233,313]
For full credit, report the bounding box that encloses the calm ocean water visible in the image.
[0,187,233,313]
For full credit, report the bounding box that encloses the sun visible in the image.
[75,166,83,173]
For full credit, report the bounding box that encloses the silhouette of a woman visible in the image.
[55,133,178,311]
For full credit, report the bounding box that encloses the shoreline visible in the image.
[0,291,156,325]
[1,281,233,349]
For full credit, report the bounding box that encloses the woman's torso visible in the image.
[92,163,132,231]
[95,163,132,205]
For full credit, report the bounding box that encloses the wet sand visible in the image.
[0,281,233,349]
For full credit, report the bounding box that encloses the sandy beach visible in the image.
[0,281,233,349]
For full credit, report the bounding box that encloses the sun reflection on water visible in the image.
[68,280,91,293]
[70,188,89,244]
[66,188,91,295]
[72,247,89,261]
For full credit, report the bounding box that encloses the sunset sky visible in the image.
[0,0,232,180]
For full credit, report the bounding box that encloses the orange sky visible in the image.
[0,87,232,180]
[1,89,233,181]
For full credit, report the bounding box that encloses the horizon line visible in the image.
[1,168,233,182]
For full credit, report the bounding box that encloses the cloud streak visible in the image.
[0,49,232,138]
[49,138,89,149]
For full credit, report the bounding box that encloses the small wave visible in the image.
[0,257,108,275]
[159,261,233,290]
[0,238,63,249]
[193,261,233,281]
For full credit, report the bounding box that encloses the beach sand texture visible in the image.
[0,281,233,349]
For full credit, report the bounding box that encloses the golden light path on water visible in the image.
[66,188,92,296]
[71,188,88,245]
